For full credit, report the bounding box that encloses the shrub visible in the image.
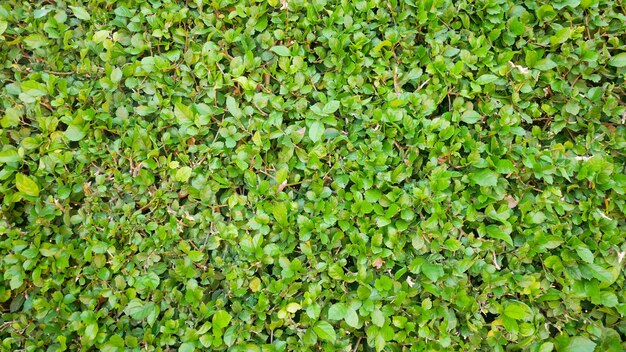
[1,0,625,351]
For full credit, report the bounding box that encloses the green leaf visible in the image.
[188,250,204,262]
[9,270,24,290]
[470,169,499,187]
[223,326,237,346]
[375,276,394,291]
[1,107,21,128]
[135,272,161,292]
[136,105,156,116]
[504,302,530,320]
[591,291,618,307]
[534,58,557,71]
[328,303,348,320]
[16,174,40,196]
[313,321,336,342]
[84,323,98,342]
[65,125,86,141]
[586,263,617,284]
[125,299,156,321]
[328,264,344,280]
[178,342,195,352]
[371,309,385,327]
[276,168,289,184]
[608,53,626,67]
[199,335,211,348]
[495,159,516,174]
[69,6,91,20]
[174,102,194,124]
[0,148,21,163]
[553,0,580,10]
[575,246,594,263]
[537,342,554,352]
[461,110,481,124]
[286,302,301,313]
[323,100,340,115]
[111,67,123,83]
[102,335,125,351]
[566,336,596,352]
[175,166,193,182]
[212,310,231,329]
[550,27,571,45]
[226,96,242,119]
[21,80,47,97]
[475,74,498,85]
[344,307,359,328]
[92,30,110,43]
[270,46,291,57]
[486,225,514,246]
[309,121,325,142]
[23,34,48,49]
[272,202,288,226]
[421,262,444,282]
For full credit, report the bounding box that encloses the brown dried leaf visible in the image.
[504,195,518,208]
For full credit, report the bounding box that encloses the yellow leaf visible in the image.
[249,277,261,292]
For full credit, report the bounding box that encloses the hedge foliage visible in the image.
[1,0,626,351]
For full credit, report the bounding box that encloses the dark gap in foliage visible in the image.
[469,274,483,288]
[482,311,498,324]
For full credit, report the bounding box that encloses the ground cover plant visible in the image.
[1,0,626,350]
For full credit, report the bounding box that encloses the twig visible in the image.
[40,101,53,111]
[45,70,75,76]
[258,169,276,180]
[353,336,362,352]
[138,195,159,212]
[417,78,430,90]
[393,67,400,93]
[492,251,501,270]
[253,101,268,116]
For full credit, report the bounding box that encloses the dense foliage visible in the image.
[1,0,626,350]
